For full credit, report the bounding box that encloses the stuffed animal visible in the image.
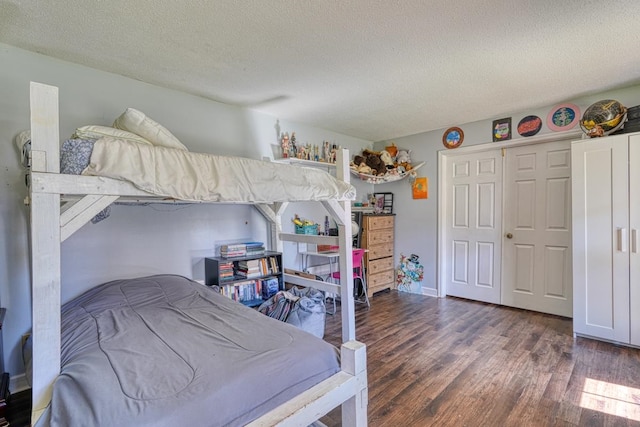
[399,162,413,171]
[365,154,386,176]
[396,149,412,164]
[385,142,398,158]
[379,150,394,168]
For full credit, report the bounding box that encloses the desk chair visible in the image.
[330,248,370,310]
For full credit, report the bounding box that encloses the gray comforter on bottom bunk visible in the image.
[36,275,340,427]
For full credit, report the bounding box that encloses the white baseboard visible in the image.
[10,373,29,393]
[421,287,439,298]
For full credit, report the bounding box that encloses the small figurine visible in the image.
[323,141,331,162]
[290,132,297,157]
[281,132,290,158]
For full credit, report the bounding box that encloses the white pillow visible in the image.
[112,108,188,151]
[73,125,153,145]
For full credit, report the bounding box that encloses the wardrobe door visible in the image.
[629,134,640,346]
[571,135,630,343]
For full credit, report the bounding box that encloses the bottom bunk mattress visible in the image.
[37,274,340,427]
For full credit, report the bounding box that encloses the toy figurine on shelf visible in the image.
[323,141,331,162]
[330,144,339,163]
[290,132,297,158]
[297,145,307,160]
[281,132,290,158]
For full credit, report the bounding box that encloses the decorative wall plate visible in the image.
[517,115,542,137]
[442,127,464,149]
[547,103,580,131]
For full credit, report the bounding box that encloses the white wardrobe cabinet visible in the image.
[571,132,640,346]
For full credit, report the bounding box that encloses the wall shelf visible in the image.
[273,158,336,171]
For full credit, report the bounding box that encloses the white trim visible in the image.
[420,287,438,298]
[10,373,30,394]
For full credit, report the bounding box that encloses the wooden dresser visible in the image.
[361,214,395,297]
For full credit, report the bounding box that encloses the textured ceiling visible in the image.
[2,0,640,141]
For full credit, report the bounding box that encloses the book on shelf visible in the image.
[236,271,262,279]
[238,259,260,268]
[262,277,280,299]
[219,242,265,258]
[269,256,279,274]
[220,251,246,258]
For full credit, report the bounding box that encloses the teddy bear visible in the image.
[350,154,375,175]
[365,153,386,176]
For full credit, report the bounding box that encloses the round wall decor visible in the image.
[442,127,464,149]
[517,115,542,137]
[547,103,580,132]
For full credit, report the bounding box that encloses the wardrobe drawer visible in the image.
[368,257,394,275]
[366,229,393,246]
[366,215,394,231]
[368,243,393,260]
[368,270,394,290]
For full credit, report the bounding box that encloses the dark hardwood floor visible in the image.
[4,388,30,427]
[322,290,640,427]
[8,291,640,426]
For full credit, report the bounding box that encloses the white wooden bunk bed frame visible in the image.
[27,82,368,426]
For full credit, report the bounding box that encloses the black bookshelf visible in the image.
[205,251,283,307]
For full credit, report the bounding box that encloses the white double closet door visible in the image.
[440,139,573,317]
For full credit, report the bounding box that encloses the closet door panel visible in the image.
[571,135,629,342]
[629,134,640,346]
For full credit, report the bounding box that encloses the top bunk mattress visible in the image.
[60,138,356,203]
[37,275,341,427]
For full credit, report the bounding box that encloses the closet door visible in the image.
[629,134,640,346]
[571,135,630,342]
[443,150,503,304]
[502,140,572,317]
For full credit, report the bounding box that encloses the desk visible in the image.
[301,251,340,279]
[300,250,370,310]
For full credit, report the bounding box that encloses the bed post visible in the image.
[254,202,287,253]
[29,82,62,425]
[335,149,355,342]
[335,149,368,426]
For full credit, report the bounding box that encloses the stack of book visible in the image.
[219,242,265,258]
[218,261,235,281]
[237,259,262,278]
[245,242,265,256]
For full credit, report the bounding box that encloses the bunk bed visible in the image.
[26,82,368,426]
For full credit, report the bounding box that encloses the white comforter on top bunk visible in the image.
[82,138,355,203]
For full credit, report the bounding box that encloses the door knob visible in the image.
[505,233,513,239]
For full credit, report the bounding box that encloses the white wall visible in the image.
[0,43,372,381]
[375,84,640,295]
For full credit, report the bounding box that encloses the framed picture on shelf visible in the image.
[373,192,393,214]
[492,117,512,142]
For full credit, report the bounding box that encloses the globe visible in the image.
[580,99,627,137]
